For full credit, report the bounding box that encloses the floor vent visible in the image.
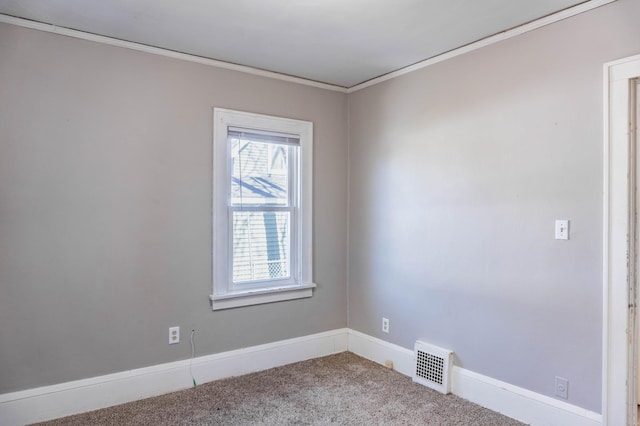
[413,341,453,394]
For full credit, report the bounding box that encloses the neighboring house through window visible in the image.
[211,108,314,310]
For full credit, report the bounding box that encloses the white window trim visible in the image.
[210,108,315,310]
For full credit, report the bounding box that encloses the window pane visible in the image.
[230,138,289,206]
[232,211,290,283]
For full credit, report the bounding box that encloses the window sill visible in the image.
[209,283,316,311]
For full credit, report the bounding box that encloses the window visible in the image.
[211,108,314,310]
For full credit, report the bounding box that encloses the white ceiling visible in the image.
[0,0,591,88]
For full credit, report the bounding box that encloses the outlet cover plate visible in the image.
[555,376,568,399]
[169,326,180,344]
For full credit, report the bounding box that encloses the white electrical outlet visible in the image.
[555,376,568,399]
[382,317,389,333]
[169,326,180,344]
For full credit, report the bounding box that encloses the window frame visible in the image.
[210,108,315,310]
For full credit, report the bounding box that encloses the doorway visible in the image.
[635,76,640,425]
[604,54,640,426]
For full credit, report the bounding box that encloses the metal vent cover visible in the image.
[413,341,453,394]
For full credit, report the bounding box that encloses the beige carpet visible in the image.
[35,352,525,425]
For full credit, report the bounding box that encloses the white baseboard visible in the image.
[0,328,349,426]
[452,366,602,426]
[347,330,603,426]
[347,329,415,376]
[0,328,603,426]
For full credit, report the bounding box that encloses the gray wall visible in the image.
[347,0,640,413]
[2,0,640,414]
[0,23,348,393]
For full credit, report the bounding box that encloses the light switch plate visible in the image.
[555,220,569,240]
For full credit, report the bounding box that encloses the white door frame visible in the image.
[603,54,640,426]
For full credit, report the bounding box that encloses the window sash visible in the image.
[227,134,299,291]
[228,206,297,289]
[228,140,296,207]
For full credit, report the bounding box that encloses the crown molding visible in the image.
[0,14,348,93]
[0,0,617,93]
[347,0,617,93]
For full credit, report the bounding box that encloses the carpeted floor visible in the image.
[35,352,525,425]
